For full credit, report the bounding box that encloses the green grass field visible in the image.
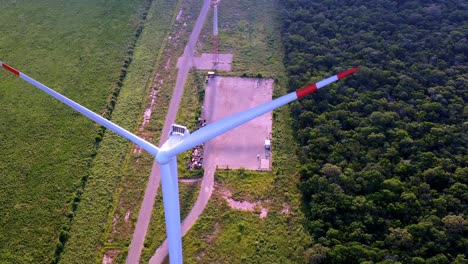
[0,0,150,263]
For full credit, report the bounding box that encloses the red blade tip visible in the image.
[2,63,20,76]
[337,67,359,79]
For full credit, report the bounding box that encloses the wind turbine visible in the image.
[0,61,358,263]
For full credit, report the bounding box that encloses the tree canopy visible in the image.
[281,0,467,263]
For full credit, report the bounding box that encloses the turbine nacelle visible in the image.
[157,124,190,164]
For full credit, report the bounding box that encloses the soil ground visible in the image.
[203,76,273,170]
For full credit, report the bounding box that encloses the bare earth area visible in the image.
[219,186,269,219]
[204,76,273,170]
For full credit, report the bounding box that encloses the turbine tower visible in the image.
[212,0,219,66]
[0,61,358,263]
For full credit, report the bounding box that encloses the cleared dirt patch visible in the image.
[219,186,269,219]
[203,76,273,170]
[179,178,203,184]
[102,249,120,264]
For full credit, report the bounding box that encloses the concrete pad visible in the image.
[203,76,273,170]
[191,53,233,71]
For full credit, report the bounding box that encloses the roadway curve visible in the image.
[126,0,213,263]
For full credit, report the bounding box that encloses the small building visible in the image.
[264,139,271,150]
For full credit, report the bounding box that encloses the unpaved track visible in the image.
[126,161,161,263]
[126,0,212,263]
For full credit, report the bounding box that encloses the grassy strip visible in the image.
[0,0,146,263]
[52,0,155,262]
[59,0,180,263]
[176,70,206,178]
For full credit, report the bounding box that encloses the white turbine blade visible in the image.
[164,68,359,157]
[1,61,159,156]
[159,158,182,264]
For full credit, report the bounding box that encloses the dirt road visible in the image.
[126,0,212,263]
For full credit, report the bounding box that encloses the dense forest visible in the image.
[281,0,467,263]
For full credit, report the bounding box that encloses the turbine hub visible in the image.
[156,124,190,164]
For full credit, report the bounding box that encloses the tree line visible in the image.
[280,0,467,263]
